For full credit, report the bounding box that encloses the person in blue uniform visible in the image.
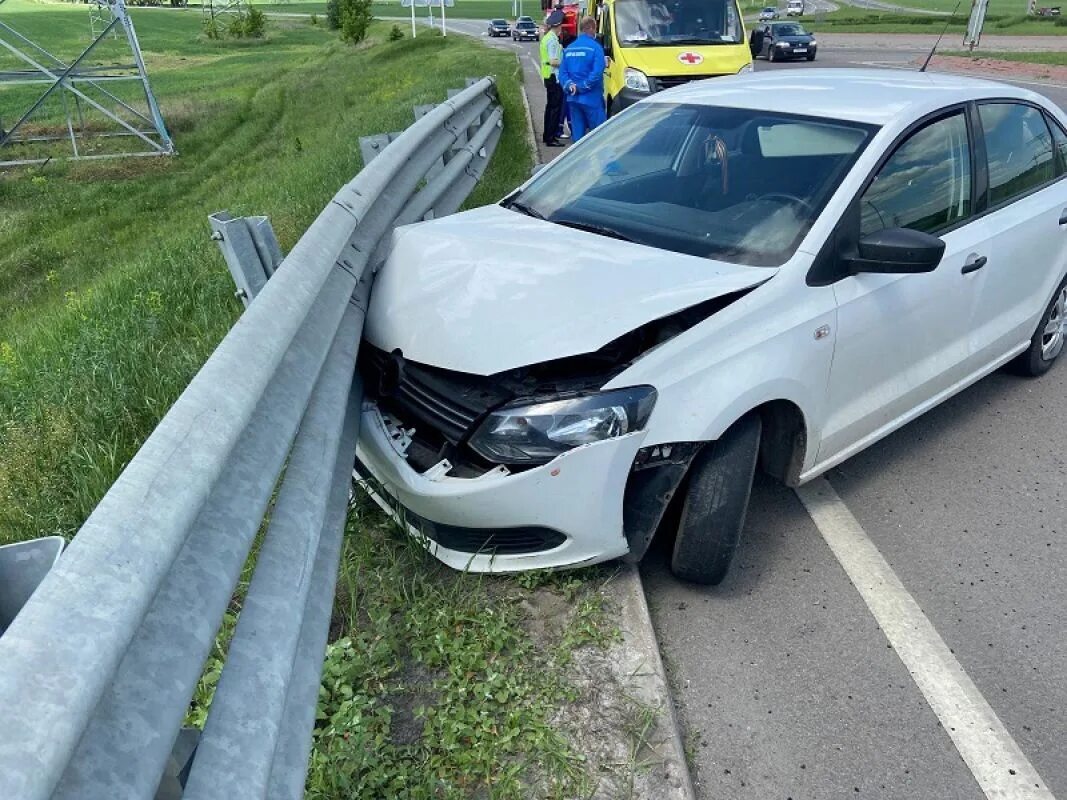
[557,16,606,141]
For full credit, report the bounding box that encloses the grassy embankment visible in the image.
[942,49,1067,65]
[0,3,628,797]
[802,7,1067,34]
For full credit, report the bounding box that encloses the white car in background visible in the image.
[356,70,1067,585]
[758,5,780,20]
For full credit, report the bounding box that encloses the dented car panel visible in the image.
[354,405,642,571]
[603,260,835,474]
[364,204,778,376]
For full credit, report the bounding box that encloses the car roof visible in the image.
[656,69,1045,126]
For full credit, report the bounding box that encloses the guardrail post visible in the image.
[208,212,284,307]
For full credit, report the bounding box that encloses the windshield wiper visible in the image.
[504,198,547,220]
[552,218,636,243]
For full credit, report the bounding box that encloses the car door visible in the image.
[818,109,994,465]
[762,25,774,57]
[967,101,1067,368]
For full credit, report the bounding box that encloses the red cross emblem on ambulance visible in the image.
[678,51,704,65]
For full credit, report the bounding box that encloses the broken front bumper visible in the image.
[353,402,644,572]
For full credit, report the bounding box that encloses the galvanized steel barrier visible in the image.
[0,76,502,800]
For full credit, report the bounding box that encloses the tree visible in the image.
[339,0,372,43]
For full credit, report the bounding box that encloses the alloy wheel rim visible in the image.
[1041,287,1067,361]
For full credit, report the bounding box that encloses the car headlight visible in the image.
[468,386,657,465]
[809,38,817,45]
[776,40,790,46]
[624,68,651,93]
[737,62,754,74]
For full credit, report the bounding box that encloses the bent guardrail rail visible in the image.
[0,76,502,800]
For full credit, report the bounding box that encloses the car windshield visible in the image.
[518,20,535,26]
[491,18,506,24]
[773,23,807,34]
[504,103,875,267]
[615,0,743,45]
[762,7,775,11]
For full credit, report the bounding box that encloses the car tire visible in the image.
[806,53,816,61]
[670,414,762,586]
[1010,275,1067,377]
[769,47,778,62]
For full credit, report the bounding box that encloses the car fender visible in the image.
[603,262,835,474]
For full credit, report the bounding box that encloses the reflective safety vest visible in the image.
[540,30,561,79]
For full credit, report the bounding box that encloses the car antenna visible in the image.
[920,0,964,72]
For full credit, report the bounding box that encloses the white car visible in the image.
[356,70,1067,585]
[758,5,779,20]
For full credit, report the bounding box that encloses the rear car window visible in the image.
[979,103,1055,206]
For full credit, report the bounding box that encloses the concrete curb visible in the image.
[517,82,541,167]
[605,563,698,800]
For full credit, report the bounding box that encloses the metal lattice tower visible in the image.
[202,0,248,33]
[0,0,174,167]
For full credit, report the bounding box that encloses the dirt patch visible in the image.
[925,54,1067,83]
[390,661,438,747]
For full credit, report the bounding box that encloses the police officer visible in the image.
[540,11,565,148]
[557,16,606,141]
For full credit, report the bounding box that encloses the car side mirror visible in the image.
[847,227,945,275]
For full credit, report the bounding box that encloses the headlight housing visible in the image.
[624,68,651,93]
[737,62,754,74]
[468,386,657,465]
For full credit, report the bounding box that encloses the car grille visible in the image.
[360,346,508,446]
[652,75,706,91]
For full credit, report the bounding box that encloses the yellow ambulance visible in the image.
[596,0,752,115]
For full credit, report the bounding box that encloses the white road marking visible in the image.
[796,477,1057,800]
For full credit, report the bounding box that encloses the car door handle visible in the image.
[1060,208,1067,226]
[961,254,987,274]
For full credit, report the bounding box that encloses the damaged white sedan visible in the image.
[355,69,1067,584]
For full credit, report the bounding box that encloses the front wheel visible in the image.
[1011,276,1067,377]
[670,414,762,586]
[769,47,778,62]
[806,53,816,61]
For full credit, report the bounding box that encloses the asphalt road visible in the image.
[440,21,1067,798]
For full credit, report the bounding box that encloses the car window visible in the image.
[507,103,875,267]
[1046,113,1067,176]
[979,103,1055,206]
[860,112,971,237]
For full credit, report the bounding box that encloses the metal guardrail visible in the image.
[0,76,502,800]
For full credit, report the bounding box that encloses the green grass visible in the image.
[0,2,630,796]
[801,7,1067,34]
[0,3,530,544]
[943,48,1067,65]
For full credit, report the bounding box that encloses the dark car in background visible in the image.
[513,16,539,40]
[750,21,817,61]
[488,18,511,36]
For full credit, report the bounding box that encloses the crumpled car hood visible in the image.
[364,204,776,376]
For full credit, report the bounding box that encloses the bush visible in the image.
[388,23,403,40]
[326,0,341,29]
[310,12,319,24]
[339,0,372,44]
[202,15,221,39]
[243,5,266,37]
